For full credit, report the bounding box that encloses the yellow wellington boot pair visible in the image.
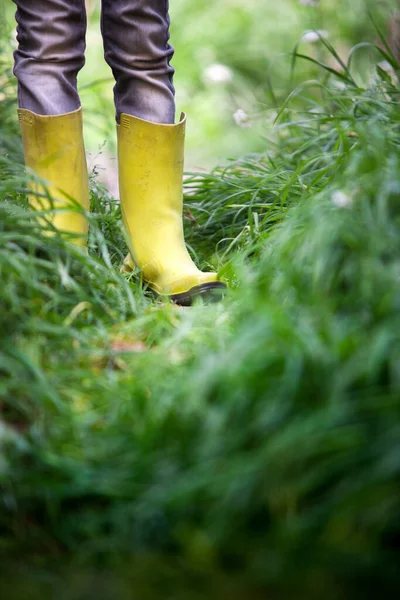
[19,108,226,304]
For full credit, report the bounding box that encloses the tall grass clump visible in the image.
[1,22,400,600]
[184,31,400,259]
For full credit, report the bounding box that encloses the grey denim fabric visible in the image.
[13,0,176,124]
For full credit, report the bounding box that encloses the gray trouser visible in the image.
[13,0,176,124]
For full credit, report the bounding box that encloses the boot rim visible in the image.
[119,111,186,128]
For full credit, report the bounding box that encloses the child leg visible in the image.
[101,0,175,124]
[102,1,224,303]
[13,1,89,245]
[13,0,86,114]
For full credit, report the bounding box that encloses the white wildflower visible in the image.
[266,110,278,124]
[203,64,234,85]
[332,190,353,208]
[378,60,394,74]
[377,60,398,84]
[331,80,347,91]
[302,30,329,43]
[233,109,252,128]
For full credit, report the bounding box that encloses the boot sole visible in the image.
[169,282,227,306]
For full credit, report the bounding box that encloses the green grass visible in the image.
[1,12,400,600]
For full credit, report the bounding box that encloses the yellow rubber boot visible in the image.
[18,108,89,247]
[118,112,225,304]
